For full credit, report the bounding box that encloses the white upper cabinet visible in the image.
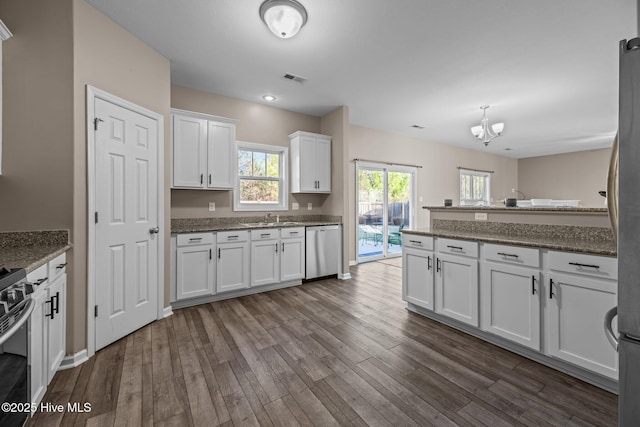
[289,131,331,193]
[172,109,237,190]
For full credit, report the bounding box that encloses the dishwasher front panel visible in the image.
[306,226,340,279]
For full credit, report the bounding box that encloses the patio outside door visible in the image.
[356,162,415,262]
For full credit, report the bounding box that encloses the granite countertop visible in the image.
[0,230,72,273]
[423,206,608,213]
[171,215,342,234]
[402,227,617,257]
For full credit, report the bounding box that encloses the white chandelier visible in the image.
[260,0,308,39]
[470,105,504,146]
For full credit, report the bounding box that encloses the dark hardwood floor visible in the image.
[28,258,618,426]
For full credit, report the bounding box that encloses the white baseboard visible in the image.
[338,272,352,280]
[162,306,174,318]
[349,260,358,266]
[59,349,89,370]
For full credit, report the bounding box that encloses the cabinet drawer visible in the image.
[48,252,67,283]
[402,234,433,250]
[281,227,305,239]
[548,251,617,280]
[27,264,48,284]
[176,232,214,247]
[437,238,478,258]
[251,229,280,241]
[217,230,249,243]
[484,243,540,268]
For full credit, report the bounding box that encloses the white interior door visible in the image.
[94,97,159,350]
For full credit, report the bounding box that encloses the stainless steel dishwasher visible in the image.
[305,225,341,279]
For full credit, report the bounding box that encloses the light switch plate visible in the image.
[419,196,424,202]
[475,212,488,221]
[307,203,312,210]
[208,202,215,212]
[292,202,299,210]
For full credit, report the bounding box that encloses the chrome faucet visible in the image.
[265,212,272,223]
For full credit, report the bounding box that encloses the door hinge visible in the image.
[94,117,104,131]
[95,211,99,224]
[94,305,98,317]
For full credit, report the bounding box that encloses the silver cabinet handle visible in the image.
[604,306,618,351]
[149,227,160,234]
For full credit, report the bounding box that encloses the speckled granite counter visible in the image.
[172,215,342,233]
[0,230,72,272]
[402,219,616,256]
[424,206,608,213]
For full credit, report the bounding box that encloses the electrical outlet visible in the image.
[208,202,215,212]
[292,202,299,210]
[475,212,488,221]
[419,196,423,202]
[307,203,312,210]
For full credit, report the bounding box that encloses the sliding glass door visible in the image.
[357,162,416,262]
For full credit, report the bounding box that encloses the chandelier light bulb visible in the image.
[260,0,308,39]
[470,105,504,146]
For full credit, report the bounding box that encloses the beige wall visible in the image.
[170,85,329,219]
[348,124,518,263]
[518,148,611,208]
[0,0,74,230]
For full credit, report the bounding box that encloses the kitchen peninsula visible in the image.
[402,206,617,392]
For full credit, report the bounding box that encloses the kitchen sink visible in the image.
[240,221,301,228]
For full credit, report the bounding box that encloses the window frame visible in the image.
[459,168,491,206]
[234,141,289,212]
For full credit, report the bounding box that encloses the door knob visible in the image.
[149,227,160,234]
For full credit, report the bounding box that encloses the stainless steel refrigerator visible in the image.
[606,36,640,426]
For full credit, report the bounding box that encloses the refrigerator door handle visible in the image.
[606,133,618,244]
[604,306,619,352]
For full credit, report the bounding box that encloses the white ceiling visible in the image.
[86,0,637,158]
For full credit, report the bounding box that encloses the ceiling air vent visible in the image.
[411,124,425,130]
[283,73,307,83]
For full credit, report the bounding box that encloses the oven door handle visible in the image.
[0,298,35,346]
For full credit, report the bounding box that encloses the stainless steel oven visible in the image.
[0,268,36,427]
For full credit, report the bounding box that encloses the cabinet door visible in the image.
[481,263,540,350]
[47,274,66,384]
[546,272,618,379]
[207,120,234,189]
[435,254,479,326]
[217,243,249,293]
[402,247,434,310]
[251,240,280,287]
[298,135,317,192]
[176,245,215,300]
[281,237,305,281]
[30,289,48,408]
[315,138,331,192]
[173,115,206,188]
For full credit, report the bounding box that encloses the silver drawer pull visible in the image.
[497,252,519,258]
[447,245,463,250]
[569,262,600,269]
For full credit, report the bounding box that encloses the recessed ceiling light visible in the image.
[263,95,277,102]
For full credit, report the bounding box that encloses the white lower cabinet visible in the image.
[280,228,305,281]
[217,231,250,293]
[251,229,280,287]
[402,234,435,310]
[28,253,68,410]
[546,271,618,379]
[481,263,541,350]
[435,239,479,327]
[175,233,215,300]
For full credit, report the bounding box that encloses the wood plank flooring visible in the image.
[27,259,618,426]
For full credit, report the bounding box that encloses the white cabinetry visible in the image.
[435,238,479,327]
[546,251,618,379]
[481,244,541,350]
[28,252,67,409]
[175,233,215,300]
[251,229,280,287]
[172,109,237,190]
[289,131,331,193]
[280,227,305,281]
[217,230,250,293]
[402,234,435,310]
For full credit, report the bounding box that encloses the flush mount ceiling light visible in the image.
[260,0,308,39]
[262,94,277,101]
[470,105,504,146]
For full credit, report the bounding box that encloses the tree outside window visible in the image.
[234,142,288,211]
[459,169,491,206]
